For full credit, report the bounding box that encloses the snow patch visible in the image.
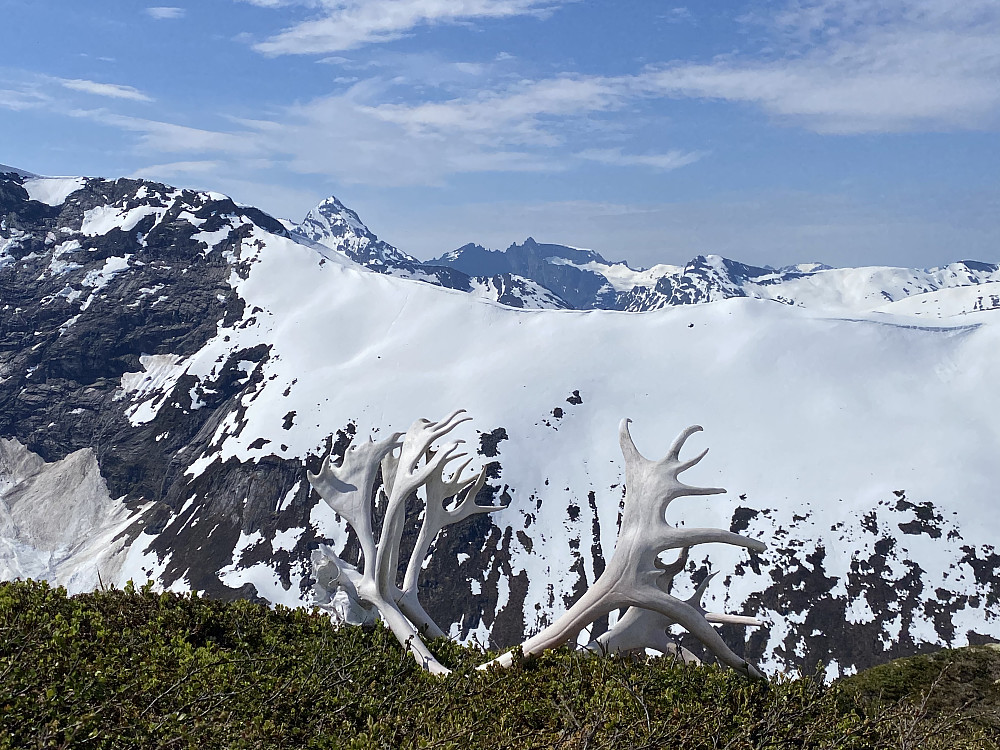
[22,177,86,207]
[120,354,189,425]
[81,205,161,237]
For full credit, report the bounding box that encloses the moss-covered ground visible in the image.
[1,579,996,749]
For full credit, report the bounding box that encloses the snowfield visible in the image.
[108,223,1000,673]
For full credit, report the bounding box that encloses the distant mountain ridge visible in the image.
[292,197,569,310]
[287,191,1000,317]
[428,237,1000,315]
[0,164,38,179]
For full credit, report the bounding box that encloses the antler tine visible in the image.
[705,613,765,627]
[429,409,472,440]
[618,418,645,464]
[665,425,703,462]
[447,466,505,522]
[654,547,690,593]
[662,526,766,554]
[675,447,709,474]
[676,482,727,497]
[418,441,467,483]
[447,456,476,488]
[687,572,717,612]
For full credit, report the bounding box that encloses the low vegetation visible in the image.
[1,579,996,749]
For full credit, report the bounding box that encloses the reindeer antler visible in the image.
[308,432,402,571]
[398,455,502,636]
[482,420,767,680]
[307,417,472,675]
[310,414,769,681]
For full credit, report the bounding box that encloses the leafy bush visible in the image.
[0,580,994,749]
[838,643,1000,744]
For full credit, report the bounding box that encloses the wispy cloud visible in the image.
[129,160,224,177]
[644,0,1000,133]
[70,109,258,154]
[0,87,50,112]
[252,0,568,55]
[577,148,705,171]
[241,0,1000,139]
[370,75,633,146]
[60,79,153,102]
[146,7,186,20]
[16,0,996,203]
[661,7,692,24]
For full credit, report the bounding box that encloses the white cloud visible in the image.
[370,75,632,146]
[146,7,186,20]
[662,7,692,24]
[644,0,1000,133]
[60,79,153,102]
[253,0,567,55]
[51,67,696,188]
[129,160,224,177]
[0,87,50,111]
[70,110,260,155]
[577,148,705,171]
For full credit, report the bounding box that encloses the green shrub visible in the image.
[0,579,994,749]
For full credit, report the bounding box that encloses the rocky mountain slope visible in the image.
[2,167,999,679]
[429,238,1000,314]
[293,197,568,309]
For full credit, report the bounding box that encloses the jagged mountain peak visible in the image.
[305,195,370,235]
[290,196,572,309]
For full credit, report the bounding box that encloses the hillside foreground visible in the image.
[1,580,997,749]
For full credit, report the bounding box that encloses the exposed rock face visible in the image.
[430,239,618,309]
[294,198,570,309]
[0,172,304,599]
[0,438,139,591]
[430,238,1000,314]
[2,168,998,679]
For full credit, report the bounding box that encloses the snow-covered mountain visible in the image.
[430,238,1000,315]
[2,166,1000,679]
[292,197,568,310]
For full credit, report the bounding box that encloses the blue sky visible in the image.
[2,0,998,269]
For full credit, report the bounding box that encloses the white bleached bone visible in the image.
[586,547,695,658]
[398,453,501,637]
[481,419,767,680]
[308,432,402,571]
[310,414,770,681]
[308,411,477,675]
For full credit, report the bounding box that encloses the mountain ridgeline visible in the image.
[297,195,1000,314]
[292,193,1000,315]
[2,167,999,680]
